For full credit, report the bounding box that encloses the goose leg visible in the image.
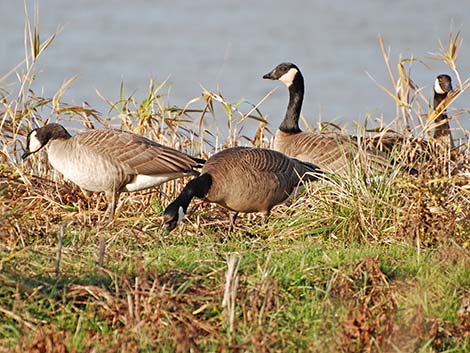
[228,212,239,232]
[104,190,119,221]
[98,236,106,268]
[98,190,118,268]
[261,210,271,226]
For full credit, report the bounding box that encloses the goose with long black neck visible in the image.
[432,74,454,147]
[363,74,455,155]
[263,62,391,178]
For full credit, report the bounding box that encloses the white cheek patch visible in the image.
[434,79,445,94]
[28,131,43,153]
[177,206,185,225]
[279,68,298,87]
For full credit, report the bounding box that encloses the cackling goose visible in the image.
[162,146,321,232]
[263,62,392,178]
[22,123,204,218]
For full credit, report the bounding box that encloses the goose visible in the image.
[432,74,454,147]
[22,123,205,219]
[162,146,321,233]
[262,62,391,178]
[361,74,454,158]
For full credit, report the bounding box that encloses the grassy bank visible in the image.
[1,16,469,352]
[1,227,470,352]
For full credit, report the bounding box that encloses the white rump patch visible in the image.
[177,206,185,225]
[279,68,298,87]
[28,131,43,153]
[123,173,184,192]
[434,78,445,94]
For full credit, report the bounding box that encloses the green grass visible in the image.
[1,224,470,352]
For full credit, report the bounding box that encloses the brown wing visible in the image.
[75,129,202,175]
[276,131,391,177]
[203,147,319,213]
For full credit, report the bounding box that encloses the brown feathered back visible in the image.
[275,130,391,178]
[201,147,319,213]
[75,129,201,176]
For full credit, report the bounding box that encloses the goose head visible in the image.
[162,203,186,233]
[434,74,453,95]
[22,123,71,159]
[263,62,301,87]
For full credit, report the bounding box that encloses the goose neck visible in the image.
[433,92,452,141]
[433,92,449,124]
[174,173,212,212]
[279,75,304,134]
[433,92,447,112]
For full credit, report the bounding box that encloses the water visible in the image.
[1,0,469,134]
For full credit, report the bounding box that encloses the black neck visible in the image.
[279,73,304,134]
[433,92,449,138]
[433,92,448,112]
[170,173,212,213]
